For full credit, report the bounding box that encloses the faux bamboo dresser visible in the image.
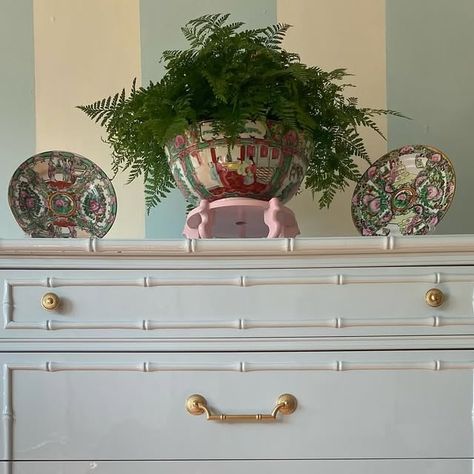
[1,235,474,473]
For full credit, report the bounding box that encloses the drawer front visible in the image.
[2,460,472,474]
[2,351,474,461]
[2,266,474,339]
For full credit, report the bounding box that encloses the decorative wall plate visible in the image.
[8,151,117,238]
[351,145,455,236]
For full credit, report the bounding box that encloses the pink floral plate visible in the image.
[351,145,455,236]
[8,151,117,238]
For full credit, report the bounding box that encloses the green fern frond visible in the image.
[353,115,386,139]
[261,23,291,48]
[144,169,176,212]
[202,70,228,103]
[78,12,404,211]
[363,108,409,119]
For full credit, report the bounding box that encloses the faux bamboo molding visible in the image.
[2,235,474,257]
[6,270,474,290]
[4,316,474,331]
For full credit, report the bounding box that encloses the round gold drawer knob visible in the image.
[41,292,60,311]
[425,288,444,307]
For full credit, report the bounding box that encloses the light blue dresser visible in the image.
[1,236,474,473]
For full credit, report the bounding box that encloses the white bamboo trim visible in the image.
[240,360,474,371]
[2,283,11,329]
[4,271,474,289]
[0,238,191,255]
[5,320,243,330]
[4,316,474,331]
[1,365,12,465]
[7,276,243,288]
[2,235,474,257]
[5,359,474,373]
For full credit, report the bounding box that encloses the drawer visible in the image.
[3,460,473,474]
[2,351,474,461]
[2,266,474,340]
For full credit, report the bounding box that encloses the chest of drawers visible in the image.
[1,235,474,473]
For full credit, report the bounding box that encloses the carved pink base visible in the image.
[183,197,300,239]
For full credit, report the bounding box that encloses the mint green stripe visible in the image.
[386,0,474,233]
[141,0,277,238]
[0,0,36,237]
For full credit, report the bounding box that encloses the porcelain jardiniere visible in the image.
[165,121,308,206]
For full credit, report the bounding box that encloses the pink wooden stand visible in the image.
[183,197,300,239]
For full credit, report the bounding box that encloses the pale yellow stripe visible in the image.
[33,0,144,238]
[278,0,387,236]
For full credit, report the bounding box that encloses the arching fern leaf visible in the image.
[78,13,404,211]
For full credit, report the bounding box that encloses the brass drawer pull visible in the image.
[425,288,444,307]
[186,393,297,422]
[41,292,60,311]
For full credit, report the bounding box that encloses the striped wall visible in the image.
[140,0,277,239]
[33,0,144,239]
[386,0,474,235]
[0,1,472,238]
[0,0,35,238]
[279,0,387,237]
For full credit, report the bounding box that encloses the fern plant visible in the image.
[78,13,402,211]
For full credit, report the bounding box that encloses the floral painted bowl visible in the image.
[351,145,455,236]
[165,121,309,206]
[8,150,117,238]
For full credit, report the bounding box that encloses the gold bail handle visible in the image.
[186,394,297,422]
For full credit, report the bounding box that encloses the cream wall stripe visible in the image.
[277,0,387,236]
[33,0,144,238]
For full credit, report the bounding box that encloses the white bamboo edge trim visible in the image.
[1,365,11,463]
[2,235,474,256]
[3,271,470,289]
[4,316,474,331]
[3,360,474,372]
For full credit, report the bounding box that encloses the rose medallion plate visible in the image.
[351,145,455,236]
[8,150,117,238]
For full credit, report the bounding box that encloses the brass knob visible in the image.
[276,393,298,415]
[41,292,60,311]
[425,288,444,307]
[186,394,207,416]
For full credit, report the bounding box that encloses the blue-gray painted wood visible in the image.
[0,0,36,238]
[140,0,277,238]
[386,0,474,234]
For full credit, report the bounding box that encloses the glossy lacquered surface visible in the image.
[3,265,474,340]
[2,237,474,470]
[2,351,474,461]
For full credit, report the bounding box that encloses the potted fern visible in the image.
[79,13,401,211]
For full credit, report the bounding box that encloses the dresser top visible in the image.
[1,235,474,269]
